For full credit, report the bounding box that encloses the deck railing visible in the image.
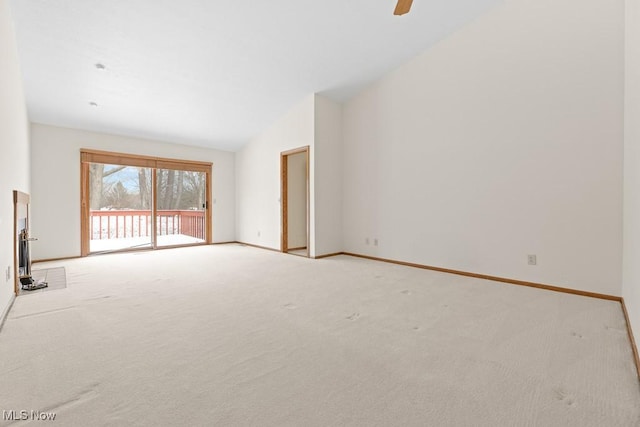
[90,210,205,240]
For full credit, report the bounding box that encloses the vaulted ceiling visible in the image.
[9,0,501,151]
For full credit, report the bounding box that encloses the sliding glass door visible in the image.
[156,169,207,247]
[81,150,212,256]
[89,164,153,253]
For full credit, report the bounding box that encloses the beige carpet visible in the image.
[0,244,638,426]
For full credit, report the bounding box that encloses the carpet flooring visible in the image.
[0,244,638,426]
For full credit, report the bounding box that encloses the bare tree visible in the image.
[105,181,129,208]
[138,168,150,209]
[174,170,184,208]
[91,166,205,211]
[89,164,127,209]
[183,171,205,209]
[164,170,175,208]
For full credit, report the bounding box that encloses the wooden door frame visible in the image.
[13,191,30,295]
[80,161,89,256]
[80,149,213,256]
[151,168,158,249]
[281,146,310,257]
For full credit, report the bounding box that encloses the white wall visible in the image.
[0,0,30,318]
[235,94,342,257]
[287,152,307,249]
[343,0,624,295]
[314,95,343,256]
[623,0,640,345]
[30,123,236,260]
[235,94,315,254]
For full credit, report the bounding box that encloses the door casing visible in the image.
[281,146,310,257]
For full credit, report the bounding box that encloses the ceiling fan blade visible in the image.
[394,0,413,15]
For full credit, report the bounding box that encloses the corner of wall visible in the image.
[313,94,344,256]
[235,94,316,252]
[623,0,640,375]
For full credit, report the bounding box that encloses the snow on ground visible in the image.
[90,234,204,252]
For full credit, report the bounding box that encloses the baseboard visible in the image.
[229,247,624,304]
[341,252,621,302]
[341,252,640,377]
[33,255,81,264]
[621,298,640,380]
[288,246,307,251]
[34,242,240,262]
[235,241,280,253]
[0,293,16,333]
[315,252,344,259]
[50,241,636,377]
[237,242,339,259]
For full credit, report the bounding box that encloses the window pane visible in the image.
[89,164,153,253]
[156,169,206,247]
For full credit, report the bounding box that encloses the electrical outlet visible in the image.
[365,237,370,245]
[528,255,537,265]
[257,231,261,237]
[374,238,378,247]
[5,266,10,282]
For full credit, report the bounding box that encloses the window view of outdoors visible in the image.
[89,164,206,253]
[156,168,206,247]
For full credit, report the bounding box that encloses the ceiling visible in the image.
[9,0,501,152]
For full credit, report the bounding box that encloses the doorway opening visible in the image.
[281,146,309,257]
